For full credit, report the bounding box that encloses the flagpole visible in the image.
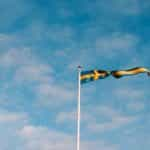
[77,66,81,150]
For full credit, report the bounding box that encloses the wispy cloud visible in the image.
[127,101,145,112]
[0,34,12,41]
[0,48,34,67]
[36,83,75,107]
[0,48,75,109]
[56,111,76,125]
[95,33,139,57]
[0,109,28,123]
[19,125,74,150]
[0,0,149,149]
[87,114,137,133]
[55,105,138,134]
[86,106,138,133]
[19,125,118,150]
[114,87,144,100]
[111,0,141,15]
[90,0,142,16]
[0,109,29,149]
[14,64,53,83]
[0,108,117,150]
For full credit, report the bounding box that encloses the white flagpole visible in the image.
[77,66,81,150]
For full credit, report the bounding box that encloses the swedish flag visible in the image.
[80,70,110,84]
[111,67,150,78]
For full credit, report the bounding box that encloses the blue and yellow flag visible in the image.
[111,67,150,78]
[80,67,150,84]
[80,70,110,84]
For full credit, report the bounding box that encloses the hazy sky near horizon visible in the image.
[0,0,150,150]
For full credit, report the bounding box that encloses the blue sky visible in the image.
[0,0,150,149]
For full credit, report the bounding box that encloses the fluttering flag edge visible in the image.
[111,67,150,78]
[80,67,150,84]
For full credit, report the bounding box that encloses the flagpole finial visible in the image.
[78,66,82,69]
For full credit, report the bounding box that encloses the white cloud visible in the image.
[14,64,53,83]
[2,48,53,84]
[127,101,145,112]
[0,108,117,150]
[0,48,75,109]
[95,33,138,57]
[56,111,76,124]
[36,83,75,107]
[0,48,34,67]
[37,84,73,99]
[56,109,94,125]
[0,34,12,41]
[26,21,75,44]
[0,109,28,123]
[19,125,74,150]
[87,115,137,133]
[112,0,141,15]
[81,140,118,150]
[0,109,29,150]
[114,87,144,100]
[55,105,138,133]
[19,125,117,150]
[86,106,138,133]
[91,0,141,16]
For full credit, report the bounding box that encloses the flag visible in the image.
[80,70,110,84]
[111,67,150,78]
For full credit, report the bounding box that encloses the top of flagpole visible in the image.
[78,66,82,73]
[78,66,82,69]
